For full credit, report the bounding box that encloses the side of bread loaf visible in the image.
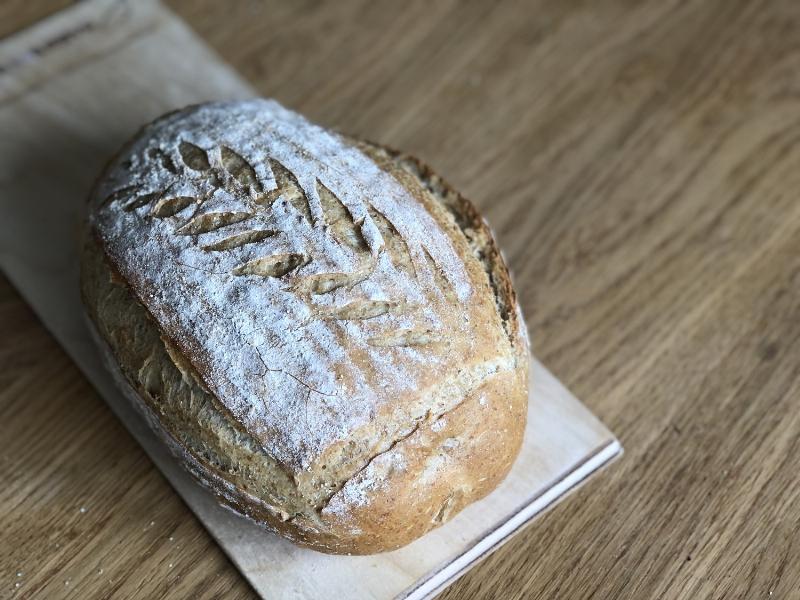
[82,100,528,554]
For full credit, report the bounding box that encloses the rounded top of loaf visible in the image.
[88,99,526,481]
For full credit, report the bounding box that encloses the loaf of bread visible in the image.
[81,99,529,554]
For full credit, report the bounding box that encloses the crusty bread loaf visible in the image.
[81,99,529,554]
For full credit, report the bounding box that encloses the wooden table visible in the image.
[2,1,799,598]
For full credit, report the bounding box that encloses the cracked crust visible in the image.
[81,101,529,554]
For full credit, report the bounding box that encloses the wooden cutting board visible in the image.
[0,1,620,598]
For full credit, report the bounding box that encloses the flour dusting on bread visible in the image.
[90,100,480,470]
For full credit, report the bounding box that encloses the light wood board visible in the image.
[0,1,619,598]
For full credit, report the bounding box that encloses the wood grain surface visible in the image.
[2,1,799,599]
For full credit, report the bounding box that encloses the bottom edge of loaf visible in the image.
[86,307,526,555]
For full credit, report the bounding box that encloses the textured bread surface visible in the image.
[81,99,529,553]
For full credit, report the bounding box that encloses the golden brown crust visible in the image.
[317,367,527,552]
[356,140,527,354]
[81,101,529,554]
